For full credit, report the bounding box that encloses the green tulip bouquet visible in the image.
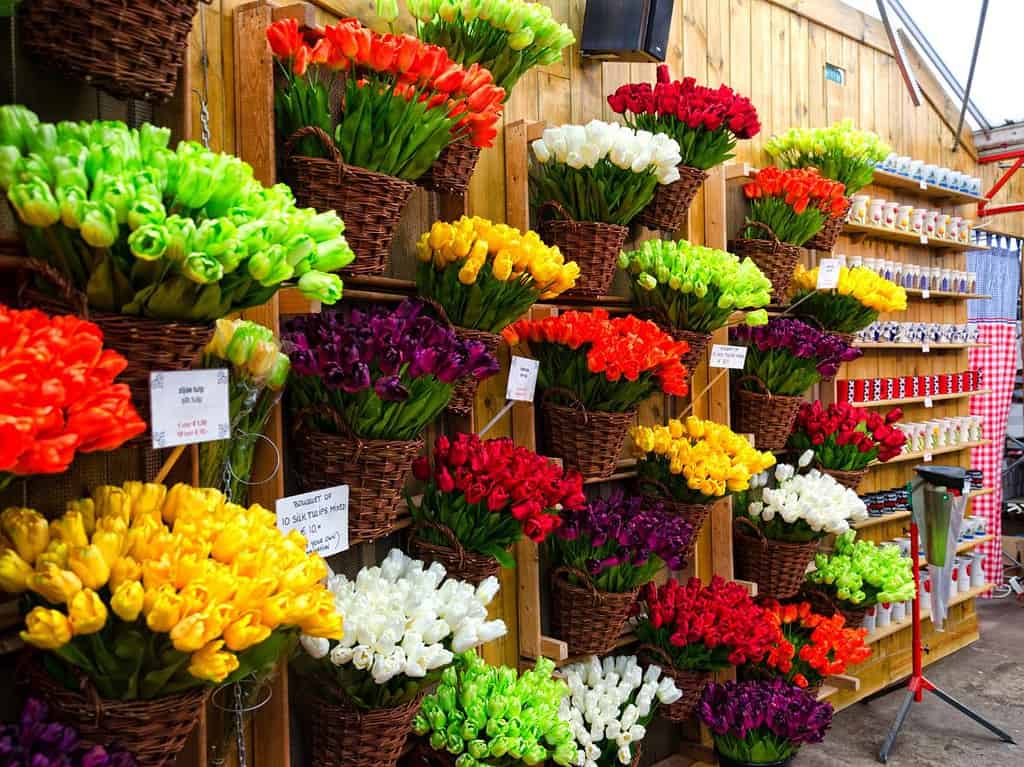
[618,239,772,334]
[0,105,353,321]
[198,319,290,505]
[413,651,577,766]
[764,120,891,196]
[806,531,915,608]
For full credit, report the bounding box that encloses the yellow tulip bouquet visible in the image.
[631,417,776,505]
[416,216,580,332]
[790,265,907,334]
[0,482,342,701]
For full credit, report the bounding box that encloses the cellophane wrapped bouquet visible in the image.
[1,698,136,767]
[807,531,916,608]
[0,305,145,488]
[0,482,342,700]
[741,166,848,246]
[765,120,890,196]
[198,319,290,504]
[417,216,579,331]
[618,239,771,334]
[413,650,578,766]
[790,264,908,334]
[787,401,906,472]
[0,106,351,319]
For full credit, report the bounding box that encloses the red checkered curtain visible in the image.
[969,322,1018,586]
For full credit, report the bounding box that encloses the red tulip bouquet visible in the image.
[0,305,145,488]
[788,401,906,474]
[742,167,848,246]
[409,432,584,575]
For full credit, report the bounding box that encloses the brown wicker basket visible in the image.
[293,421,423,545]
[306,688,425,767]
[637,165,709,232]
[285,126,415,276]
[801,585,869,629]
[550,567,639,656]
[731,377,804,452]
[540,397,635,480]
[817,464,869,491]
[447,326,502,416]
[539,202,628,298]
[638,645,711,722]
[636,480,713,560]
[728,221,803,300]
[655,324,713,371]
[803,197,852,252]
[733,518,819,600]
[21,0,203,102]
[417,139,481,195]
[25,662,207,767]
[409,521,503,585]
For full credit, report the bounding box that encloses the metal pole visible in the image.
[953,0,989,152]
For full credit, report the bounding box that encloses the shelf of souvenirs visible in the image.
[849,389,992,409]
[870,167,987,205]
[842,221,986,252]
[868,439,991,466]
[853,487,993,530]
[865,583,995,644]
[854,342,988,351]
[903,286,991,301]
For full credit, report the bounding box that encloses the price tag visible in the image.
[919,179,927,190]
[921,289,931,300]
[709,344,748,369]
[922,343,930,353]
[924,451,934,462]
[149,369,230,449]
[276,485,349,558]
[919,234,928,245]
[816,258,841,290]
[506,356,540,402]
[924,396,934,408]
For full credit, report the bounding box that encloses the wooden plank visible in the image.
[233,1,276,185]
[764,0,892,54]
[504,120,532,234]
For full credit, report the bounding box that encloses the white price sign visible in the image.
[919,234,928,245]
[709,344,748,369]
[922,343,930,353]
[506,356,540,402]
[924,396,934,408]
[276,485,349,558]
[923,451,934,462]
[919,179,927,190]
[149,369,230,449]
[816,258,841,290]
[921,289,931,300]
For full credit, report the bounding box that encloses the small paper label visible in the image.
[921,289,931,300]
[924,396,934,408]
[816,258,841,290]
[920,234,928,245]
[922,344,930,353]
[506,356,540,402]
[149,369,230,449]
[919,180,927,190]
[276,485,349,558]
[709,344,748,369]
[924,451,934,462]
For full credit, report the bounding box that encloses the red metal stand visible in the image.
[978,148,1024,217]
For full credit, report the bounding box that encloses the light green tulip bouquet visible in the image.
[0,105,353,321]
[807,531,916,607]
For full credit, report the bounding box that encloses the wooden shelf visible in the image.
[280,275,416,313]
[853,488,991,530]
[903,287,990,301]
[855,342,988,350]
[849,388,991,408]
[870,439,991,466]
[866,583,995,644]
[870,168,987,205]
[843,221,987,251]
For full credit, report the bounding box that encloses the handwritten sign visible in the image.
[276,485,349,557]
[506,356,540,402]
[149,370,230,449]
[709,344,748,370]
[816,258,841,290]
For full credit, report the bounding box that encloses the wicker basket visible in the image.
[417,139,481,195]
[541,397,635,481]
[637,165,708,232]
[818,464,869,491]
[638,646,710,722]
[293,422,423,545]
[801,585,869,629]
[733,518,819,600]
[285,127,415,276]
[26,662,206,767]
[447,327,502,416]
[731,377,804,452]
[728,221,803,300]
[21,0,203,102]
[550,567,638,656]
[636,481,712,561]
[539,202,628,298]
[409,521,503,585]
[307,688,425,767]
[655,324,713,371]
[804,197,852,252]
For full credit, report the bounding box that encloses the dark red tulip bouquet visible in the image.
[788,400,906,471]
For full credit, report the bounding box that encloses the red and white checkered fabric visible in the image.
[969,322,1018,587]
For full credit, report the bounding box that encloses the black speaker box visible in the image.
[580,0,675,62]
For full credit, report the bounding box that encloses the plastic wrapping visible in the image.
[910,469,969,631]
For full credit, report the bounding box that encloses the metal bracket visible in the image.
[978,149,1024,218]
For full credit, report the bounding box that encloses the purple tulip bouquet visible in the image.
[284,299,499,440]
[699,679,833,766]
[1,699,136,767]
[731,317,860,396]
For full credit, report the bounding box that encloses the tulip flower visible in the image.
[1,698,137,766]
[68,588,108,635]
[0,549,33,593]
[7,177,59,226]
[790,264,908,334]
[110,580,145,622]
[2,507,50,563]
[68,545,111,591]
[21,607,73,650]
[742,166,848,246]
[766,120,890,195]
[188,639,240,683]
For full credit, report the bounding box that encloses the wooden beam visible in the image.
[273,1,319,26]
[504,120,531,233]
[234,1,277,186]
[764,0,891,55]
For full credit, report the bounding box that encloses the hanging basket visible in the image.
[817,464,869,491]
[285,126,415,276]
[550,567,638,656]
[731,377,803,451]
[25,661,206,767]
[409,521,504,585]
[540,394,635,480]
[801,585,869,629]
[293,418,423,545]
[654,324,713,371]
[416,139,481,195]
[446,327,502,416]
[306,688,426,767]
[538,201,628,298]
[803,197,852,252]
[732,518,819,600]
[638,646,710,722]
[728,221,803,301]
[21,0,204,103]
[637,165,708,232]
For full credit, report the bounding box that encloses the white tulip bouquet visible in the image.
[295,549,507,709]
[558,655,682,767]
[531,120,682,225]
